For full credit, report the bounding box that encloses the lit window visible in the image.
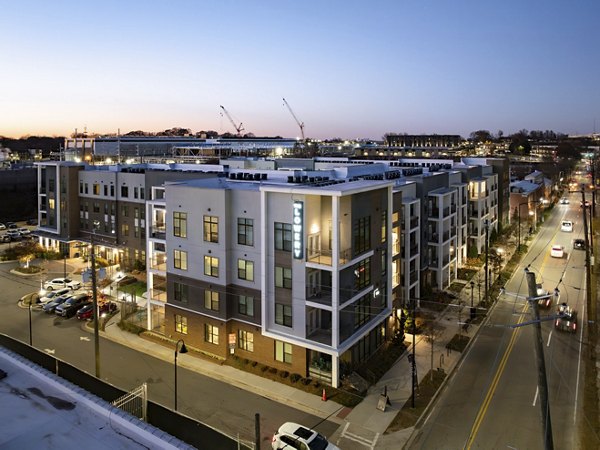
[204,290,220,311]
[174,249,188,270]
[238,330,254,352]
[205,324,219,344]
[175,314,187,334]
[275,341,292,364]
[204,255,219,277]
[203,215,219,243]
[238,259,254,281]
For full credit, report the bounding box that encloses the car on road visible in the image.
[555,303,577,333]
[39,288,71,304]
[272,422,340,450]
[76,301,118,320]
[573,238,585,250]
[55,293,91,318]
[43,294,72,314]
[536,284,553,309]
[43,278,81,291]
[6,230,21,241]
[559,198,569,205]
[550,245,564,258]
[580,200,591,208]
[560,220,573,232]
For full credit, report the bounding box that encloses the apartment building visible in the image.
[152,171,394,387]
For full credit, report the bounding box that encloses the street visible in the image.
[412,188,592,449]
[0,259,339,447]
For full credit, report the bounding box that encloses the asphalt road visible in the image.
[0,259,339,448]
[412,189,593,449]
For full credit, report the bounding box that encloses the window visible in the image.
[205,324,219,344]
[238,259,254,281]
[121,185,129,197]
[203,215,219,243]
[134,208,139,219]
[353,216,371,254]
[79,182,83,194]
[110,185,115,197]
[275,341,292,364]
[104,185,108,196]
[238,295,254,317]
[381,249,387,276]
[204,290,220,311]
[275,266,292,289]
[275,303,293,327]
[204,256,219,277]
[121,223,129,236]
[121,205,129,217]
[140,188,145,199]
[238,330,254,352]
[93,202,100,213]
[381,210,387,243]
[354,258,371,290]
[354,294,370,329]
[104,204,108,215]
[173,282,188,303]
[274,222,292,251]
[84,183,88,194]
[174,249,188,270]
[175,314,187,334]
[93,183,100,195]
[173,212,187,238]
[134,187,139,199]
[238,218,254,246]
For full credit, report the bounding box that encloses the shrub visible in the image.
[313,380,321,388]
[290,373,301,383]
[279,370,289,379]
[251,361,258,367]
[243,358,250,365]
[268,367,277,374]
[301,377,312,385]
[260,364,269,373]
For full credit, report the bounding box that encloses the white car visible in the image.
[550,245,564,258]
[559,198,569,205]
[39,288,71,304]
[43,278,81,291]
[18,227,31,236]
[560,221,573,232]
[272,422,340,450]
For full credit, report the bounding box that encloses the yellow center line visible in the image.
[465,302,528,449]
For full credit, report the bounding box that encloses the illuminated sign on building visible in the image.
[292,201,304,259]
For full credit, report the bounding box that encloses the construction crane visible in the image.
[219,105,244,136]
[282,97,305,141]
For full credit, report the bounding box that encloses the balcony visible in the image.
[409,216,419,229]
[149,254,167,271]
[451,204,457,213]
[410,270,418,285]
[149,287,167,303]
[150,223,166,239]
[306,287,333,306]
[307,247,352,266]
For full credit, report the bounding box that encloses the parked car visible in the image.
[0,234,10,243]
[7,223,17,230]
[43,278,81,291]
[580,200,591,208]
[39,288,71,304]
[555,303,577,333]
[0,223,5,230]
[272,422,340,450]
[6,230,21,241]
[55,293,91,318]
[550,245,564,258]
[573,238,585,250]
[559,198,569,205]
[26,218,37,225]
[76,302,118,320]
[18,227,31,236]
[43,294,72,314]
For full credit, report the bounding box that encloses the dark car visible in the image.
[26,218,37,225]
[0,234,10,243]
[76,302,118,320]
[555,303,577,333]
[55,293,91,318]
[43,294,72,314]
[573,239,585,250]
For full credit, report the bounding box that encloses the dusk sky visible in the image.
[1,0,599,140]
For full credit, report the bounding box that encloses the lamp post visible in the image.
[174,339,188,411]
[470,281,475,308]
[484,219,489,305]
[91,220,101,378]
[517,200,543,250]
[28,302,32,346]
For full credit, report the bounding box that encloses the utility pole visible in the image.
[484,219,489,305]
[581,186,595,350]
[525,269,553,450]
[91,221,101,378]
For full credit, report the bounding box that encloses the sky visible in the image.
[1,0,599,140]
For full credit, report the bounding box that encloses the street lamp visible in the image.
[91,220,101,378]
[517,200,543,250]
[470,281,475,308]
[28,302,32,346]
[174,339,188,411]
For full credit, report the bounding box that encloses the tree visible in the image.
[509,130,531,154]
[555,141,581,159]
[469,130,493,143]
[497,130,504,140]
[421,313,445,381]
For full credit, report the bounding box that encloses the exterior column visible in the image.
[331,195,339,349]
[331,355,339,389]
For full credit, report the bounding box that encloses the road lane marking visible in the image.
[80,336,90,341]
[44,348,55,354]
[532,385,539,406]
[466,303,528,449]
[546,330,553,347]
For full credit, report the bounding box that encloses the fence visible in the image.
[112,383,147,422]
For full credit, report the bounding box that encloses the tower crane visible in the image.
[282,97,305,141]
[219,105,244,136]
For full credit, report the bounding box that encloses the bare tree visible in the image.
[421,312,446,380]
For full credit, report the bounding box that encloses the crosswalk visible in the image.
[335,422,380,449]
